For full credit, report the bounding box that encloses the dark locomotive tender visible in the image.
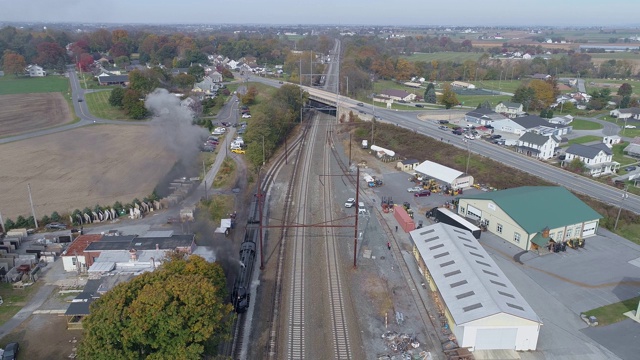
[231,193,261,313]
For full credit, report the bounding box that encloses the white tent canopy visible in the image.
[415,160,463,184]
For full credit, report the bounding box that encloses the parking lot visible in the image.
[349,158,640,359]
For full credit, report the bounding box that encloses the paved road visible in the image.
[250,77,640,215]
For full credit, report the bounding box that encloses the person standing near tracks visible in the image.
[387,241,391,250]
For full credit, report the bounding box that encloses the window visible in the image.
[483,219,490,227]
[496,224,503,234]
[514,232,521,243]
[460,207,465,215]
[566,229,572,238]
[72,258,77,266]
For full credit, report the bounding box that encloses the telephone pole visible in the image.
[27,183,38,228]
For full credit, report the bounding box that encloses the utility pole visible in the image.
[353,166,360,268]
[262,135,266,166]
[27,183,38,228]
[258,168,264,270]
[0,211,5,234]
[614,186,629,231]
[202,160,207,200]
[465,138,471,175]
[349,132,352,166]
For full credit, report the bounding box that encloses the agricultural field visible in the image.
[401,52,484,63]
[584,77,640,96]
[0,75,70,95]
[0,93,72,137]
[85,90,128,120]
[0,124,176,220]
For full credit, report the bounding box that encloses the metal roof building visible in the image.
[457,186,602,251]
[409,223,542,351]
[414,160,474,189]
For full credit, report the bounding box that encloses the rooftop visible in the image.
[460,186,602,233]
[64,234,103,256]
[415,160,465,183]
[410,223,541,325]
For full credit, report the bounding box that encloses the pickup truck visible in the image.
[345,198,356,208]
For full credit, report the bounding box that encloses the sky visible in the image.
[0,0,638,27]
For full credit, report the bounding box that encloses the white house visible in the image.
[603,135,621,147]
[464,108,508,126]
[516,132,559,160]
[610,108,640,120]
[548,115,574,126]
[494,102,524,118]
[378,89,416,102]
[25,64,46,77]
[209,71,223,83]
[450,81,476,89]
[564,143,620,177]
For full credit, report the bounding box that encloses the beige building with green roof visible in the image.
[456,187,602,251]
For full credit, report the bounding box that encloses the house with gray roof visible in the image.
[97,74,129,86]
[516,132,560,160]
[624,137,640,157]
[378,89,416,102]
[548,114,573,126]
[531,73,551,80]
[564,143,619,177]
[511,115,571,137]
[193,76,219,95]
[409,223,541,351]
[464,108,507,126]
[610,107,640,121]
[457,186,602,251]
[494,101,524,118]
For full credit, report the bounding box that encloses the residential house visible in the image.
[97,74,129,86]
[170,68,189,76]
[516,132,560,160]
[378,89,416,102]
[603,135,621,147]
[564,143,619,176]
[531,73,551,80]
[512,115,571,137]
[227,59,239,70]
[610,107,640,121]
[61,234,104,272]
[464,108,508,126]
[450,81,476,89]
[25,64,46,77]
[396,159,420,172]
[548,115,574,126]
[623,137,640,157]
[495,102,524,118]
[209,71,223,83]
[193,76,219,96]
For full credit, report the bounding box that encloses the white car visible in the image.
[464,134,475,140]
[407,186,423,193]
[624,125,636,129]
[345,198,356,208]
[242,113,251,118]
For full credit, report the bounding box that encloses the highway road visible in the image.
[248,75,640,215]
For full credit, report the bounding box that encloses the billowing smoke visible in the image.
[145,89,209,197]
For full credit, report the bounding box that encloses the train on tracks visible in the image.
[231,193,261,313]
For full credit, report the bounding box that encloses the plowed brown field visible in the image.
[0,124,175,220]
[0,93,71,137]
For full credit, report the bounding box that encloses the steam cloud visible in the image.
[145,89,209,197]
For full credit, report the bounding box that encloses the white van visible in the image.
[358,202,367,215]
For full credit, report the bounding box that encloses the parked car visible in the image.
[624,166,637,172]
[45,222,66,230]
[414,190,431,197]
[624,125,636,129]
[77,98,83,102]
[415,104,424,108]
[3,342,19,360]
[438,125,448,130]
[356,102,364,106]
[464,134,475,140]
[438,120,449,124]
[278,81,284,84]
[490,134,502,139]
[242,113,252,118]
[344,198,356,208]
[231,148,245,154]
[407,186,423,193]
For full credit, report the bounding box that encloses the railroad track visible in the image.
[323,124,352,359]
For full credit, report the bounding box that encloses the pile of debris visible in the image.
[381,331,420,353]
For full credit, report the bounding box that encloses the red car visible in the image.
[414,190,431,197]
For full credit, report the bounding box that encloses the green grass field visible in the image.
[0,75,70,95]
[456,94,512,108]
[612,142,636,166]
[401,52,484,63]
[583,296,640,326]
[564,135,602,146]
[85,90,128,120]
[583,78,640,96]
[570,119,603,130]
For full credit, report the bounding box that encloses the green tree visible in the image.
[50,211,61,222]
[40,215,50,226]
[4,218,15,231]
[439,83,459,109]
[540,109,548,118]
[187,65,205,82]
[172,73,196,90]
[2,50,26,76]
[512,86,536,111]
[617,83,633,97]
[425,88,437,104]
[15,215,26,228]
[128,69,159,95]
[587,88,612,110]
[566,158,586,174]
[480,100,491,110]
[108,87,126,108]
[620,95,631,109]
[77,255,232,359]
[123,89,148,120]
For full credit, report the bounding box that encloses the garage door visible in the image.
[475,328,517,350]
[467,205,482,219]
[582,221,597,236]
